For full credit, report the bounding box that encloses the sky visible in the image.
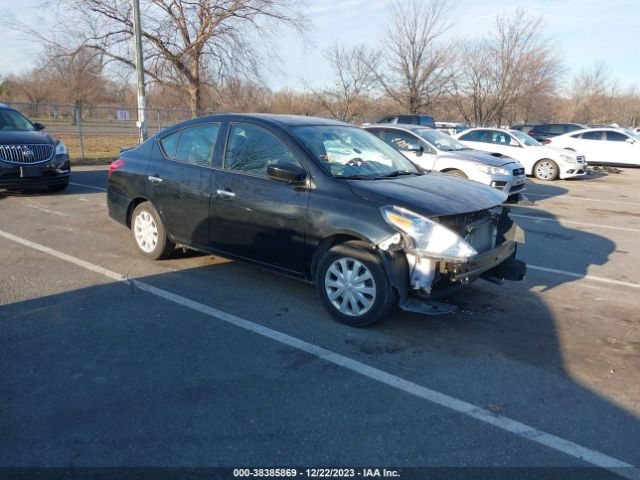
[1,0,638,93]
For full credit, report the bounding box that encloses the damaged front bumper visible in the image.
[378,217,526,314]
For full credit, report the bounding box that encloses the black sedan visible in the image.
[107,114,526,326]
[0,104,70,191]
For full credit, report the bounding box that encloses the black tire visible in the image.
[47,181,69,192]
[315,241,397,327]
[444,169,467,178]
[533,159,559,181]
[130,202,174,260]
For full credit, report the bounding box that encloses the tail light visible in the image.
[108,159,125,179]
[542,139,551,144]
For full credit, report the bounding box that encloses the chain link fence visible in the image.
[3,101,214,163]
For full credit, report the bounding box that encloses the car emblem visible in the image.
[22,147,34,158]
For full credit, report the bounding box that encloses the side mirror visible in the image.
[405,144,424,156]
[33,122,46,131]
[626,137,636,144]
[267,163,307,184]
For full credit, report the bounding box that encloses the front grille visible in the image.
[0,144,54,164]
[440,210,497,254]
[512,167,525,176]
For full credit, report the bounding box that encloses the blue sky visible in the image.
[1,0,638,92]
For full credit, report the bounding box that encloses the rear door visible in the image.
[146,123,221,248]
[210,122,310,273]
[574,130,606,164]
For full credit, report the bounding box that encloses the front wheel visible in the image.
[131,202,174,260]
[316,241,397,327]
[533,159,559,181]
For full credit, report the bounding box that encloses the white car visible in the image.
[546,128,640,167]
[363,124,526,199]
[454,128,588,181]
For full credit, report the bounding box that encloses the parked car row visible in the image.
[4,104,636,327]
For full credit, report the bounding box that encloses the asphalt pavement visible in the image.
[1,167,639,479]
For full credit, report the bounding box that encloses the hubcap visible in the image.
[133,211,159,253]
[536,161,555,180]
[325,257,376,317]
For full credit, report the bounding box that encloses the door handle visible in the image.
[147,175,163,185]
[216,189,236,199]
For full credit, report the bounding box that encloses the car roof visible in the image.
[168,113,350,132]
[560,127,631,136]
[364,123,433,131]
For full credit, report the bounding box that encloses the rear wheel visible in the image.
[131,202,174,260]
[316,241,397,327]
[533,159,559,181]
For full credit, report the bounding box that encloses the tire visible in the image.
[444,169,467,178]
[315,241,397,327]
[130,202,174,260]
[47,181,69,192]
[533,159,559,181]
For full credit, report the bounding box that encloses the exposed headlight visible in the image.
[55,142,68,155]
[475,164,509,175]
[381,206,477,261]
[559,154,576,163]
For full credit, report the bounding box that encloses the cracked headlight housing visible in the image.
[381,206,477,261]
[55,142,68,155]
[475,164,509,175]
[559,154,576,163]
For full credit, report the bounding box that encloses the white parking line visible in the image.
[24,204,70,217]
[0,228,637,478]
[528,265,639,289]
[69,182,107,191]
[525,193,640,207]
[511,214,640,233]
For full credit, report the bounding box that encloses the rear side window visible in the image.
[581,131,604,140]
[160,131,180,159]
[605,131,628,142]
[174,123,220,166]
[224,123,300,177]
[397,115,416,124]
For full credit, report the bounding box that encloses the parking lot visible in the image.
[1,167,639,478]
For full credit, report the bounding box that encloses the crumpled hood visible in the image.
[449,149,517,166]
[348,172,507,218]
[0,130,56,145]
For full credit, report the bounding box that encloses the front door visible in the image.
[210,122,310,274]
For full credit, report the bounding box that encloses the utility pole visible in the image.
[131,0,148,142]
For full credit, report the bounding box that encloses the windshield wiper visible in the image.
[336,174,376,180]
[375,170,421,178]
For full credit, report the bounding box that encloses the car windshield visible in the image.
[510,129,540,147]
[291,125,422,179]
[413,128,469,151]
[0,109,36,131]
[624,129,640,140]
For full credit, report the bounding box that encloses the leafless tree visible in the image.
[569,62,619,124]
[309,42,379,122]
[371,0,453,114]
[451,9,562,126]
[20,0,307,116]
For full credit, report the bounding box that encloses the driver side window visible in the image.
[224,123,300,177]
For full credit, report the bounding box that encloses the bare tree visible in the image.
[372,0,453,114]
[570,62,619,123]
[309,42,379,122]
[22,0,307,116]
[451,9,562,126]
